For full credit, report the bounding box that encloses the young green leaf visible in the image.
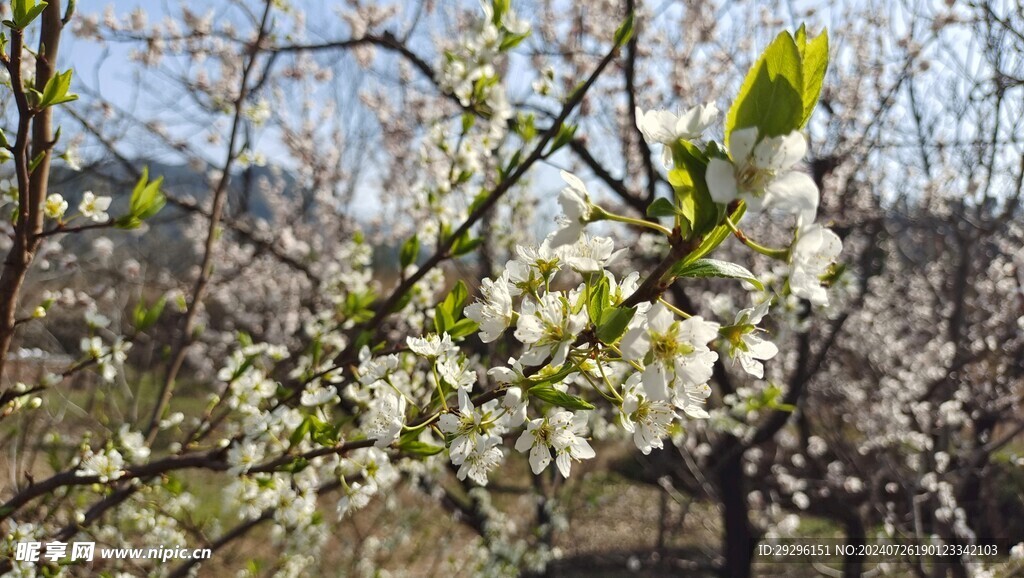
[397,439,445,457]
[38,69,78,108]
[725,31,804,141]
[669,141,718,238]
[133,296,167,332]
[596,305,636,344]
[796,26,829,127]
[446,318,479,340]
[587,276,610,325]
[400,234,420,268]
[450,230,482,257]
[547,123,577,156]
[646,197,677,218]
[682,203,746,265]
[528,385,595,411]
[670,258,764,291]
[614,12,635,47]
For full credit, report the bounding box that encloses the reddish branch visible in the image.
[0,2,65,383]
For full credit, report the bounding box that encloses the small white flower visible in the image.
[789,224,843,306]
[514,410,596,477]
[300,382,339,406]
[514,291,587,367]
[81,336,108,359]
[505,242,561,296]
[227,440,265,475]
[63,144,82,171]
[549,171,594,248]
[619,374,677,455]
[635,102,719,165]
[498,386,527,429]
[619,303,719,417]
[438,389,501,465]
[78,191,112,222]
[337,480,375,519]
[78,448,125,482]
[721,299,778,379]
[437,357,477,392]
[117,425,151,462]
[465,274,515,342]
[558,234,623,273]
[1010,542,1024,560]
[44,194,69,220]
[364,391,406,449]
[706,128,818,219]
[457,436,504,486]
[406,332,456,359]
[85,306,111,329]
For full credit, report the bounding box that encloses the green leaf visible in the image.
[614,12,634,47]
[492,0,509,24]
[446,280,470,317]
[450,231,482,256]
[131,168,165,217]
[8,0,48,29]
[669,141,718,237]
[28,150,46,173]
[528,385,595,411]
[547,123,577,156]
[308,414,340,446]
[683,203,746,265]
[289,416,312,448]
[725,31,804,141]
[645,197,677,218]
[499,32,529,51]
[38,69,77,108]
[434,304,454,334]
[596,306,636,344]
[133,296,166,332]
[446,317,479,339]
[399,234,419,268]
[796,26,829,127]
[670,258,764,291]
[587,276,609,325]
[398,439,445,457]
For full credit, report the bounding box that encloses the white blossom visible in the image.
[514,291,587,367]
[514,410,595,477]
[558,234,622,273]
[78,448,125,482]
[619,303,719,417]
[364,391,406,448]
[465,274,515,342]
[619,374,677,455]
[789,224,843,306]
[406,332,456,359]
[706,128,818,219]
[79,191,113,222]
[721,299,779,378]
[549,171,593,248]
[44,194,69,220]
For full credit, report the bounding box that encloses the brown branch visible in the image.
[145,2,276,442]
[335,39,625,362]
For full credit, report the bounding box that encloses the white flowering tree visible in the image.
[1,1,1022,577]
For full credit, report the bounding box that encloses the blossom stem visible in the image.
[401,412,438,432]
[594,207,672,236]
[385,378,419,409]
[431,364,449,411]
[724,216,790,260]
[657,298,692,319]
[593,352,623,403]
[607,343,645,373]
